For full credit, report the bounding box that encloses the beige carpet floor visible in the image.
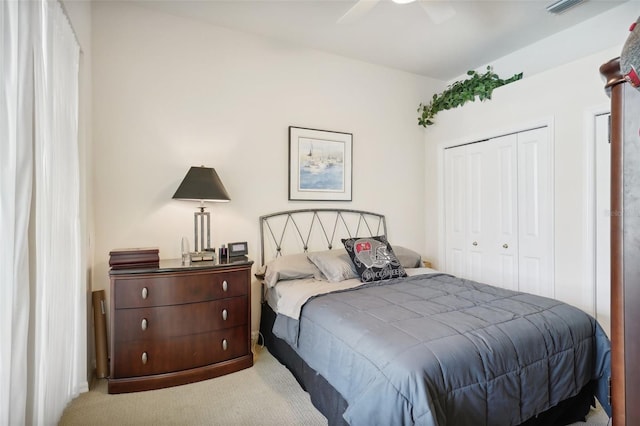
[59,347,326,426]
[59,346,610,426]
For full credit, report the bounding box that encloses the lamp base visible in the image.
[189,250,215,263]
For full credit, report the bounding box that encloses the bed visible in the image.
[258,209,611,426]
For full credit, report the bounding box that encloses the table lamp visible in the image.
[172,166,230,261]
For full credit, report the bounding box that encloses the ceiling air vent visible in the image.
[546,0,585,14]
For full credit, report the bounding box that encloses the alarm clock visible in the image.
[227,241,248,260]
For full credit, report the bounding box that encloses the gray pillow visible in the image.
[263,253,322,288]
[307,249,357,283]
[392,245,423,268]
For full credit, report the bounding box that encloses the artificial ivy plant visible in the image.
[417,66,523,127]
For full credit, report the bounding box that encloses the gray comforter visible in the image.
[273,273,611,426]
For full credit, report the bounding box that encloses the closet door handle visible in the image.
[502,244,509,249]
[472,241,478,246]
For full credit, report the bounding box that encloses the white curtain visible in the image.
[1,1,84,424]
[32,1,83,424]
[1,1,34,425]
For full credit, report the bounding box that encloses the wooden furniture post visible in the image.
[600,56,640,426]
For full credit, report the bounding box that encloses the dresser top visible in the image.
[109,258,253,276]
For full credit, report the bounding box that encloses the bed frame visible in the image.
[258,209,594,426]
[259,208,386,265]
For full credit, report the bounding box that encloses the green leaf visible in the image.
[417,67,523,127]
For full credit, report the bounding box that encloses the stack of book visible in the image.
[109,247,159,270]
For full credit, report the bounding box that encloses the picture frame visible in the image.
[288,126,353,201]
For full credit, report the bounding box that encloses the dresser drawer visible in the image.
[111,325,248,378]
[113,269,248,309]
[113,297,248,342]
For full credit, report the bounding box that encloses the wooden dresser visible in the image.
[108,259,253,394]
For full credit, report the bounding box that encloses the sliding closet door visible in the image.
[444,137,517,286]
[444,146,469,278]
[444,127,553,296]
[516,127,553,297]
[484,134,519,290]
[466,142,492,282]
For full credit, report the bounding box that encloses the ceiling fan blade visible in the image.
[337,0,381,24]
[418,0,456,24]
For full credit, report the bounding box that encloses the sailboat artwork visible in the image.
[288,126,352,201]
[298,137,345,192]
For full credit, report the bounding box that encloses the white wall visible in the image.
[92,2,439,332]
[423,1,637,314]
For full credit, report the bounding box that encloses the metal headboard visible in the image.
[259,209,387,265]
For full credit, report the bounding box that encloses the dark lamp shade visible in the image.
[172,166,231,202]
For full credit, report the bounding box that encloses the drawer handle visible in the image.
[502,243,509,249]
[141,287,148,299]
[222,309,228,321]
[141,318,148,331]
[141,352,148,364]
[222,339,228,351]
[222,280,228,292]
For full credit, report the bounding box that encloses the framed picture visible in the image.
[289,126,352,201]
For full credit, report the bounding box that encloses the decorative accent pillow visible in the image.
[391,245,423,268]
[263,253,323,288]
[342,236,407,282]
[307,249,358,283]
